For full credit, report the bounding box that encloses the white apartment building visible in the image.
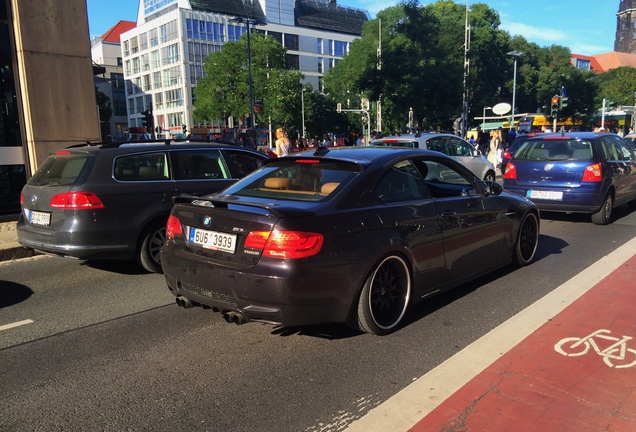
[120,0,368,137]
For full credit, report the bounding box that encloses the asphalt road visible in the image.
[1,207,636,432]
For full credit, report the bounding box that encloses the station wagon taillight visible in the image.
[504,162,517,179]
[581,163,602,182]
[166,215,183,239]
[49,192,105,209]
[245,230,324,258]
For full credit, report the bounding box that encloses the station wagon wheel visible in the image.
[591,193,613,225]
[352,255,411,335]
[483,171,496,183]
[138,220,166,273]
[513,212,539,267]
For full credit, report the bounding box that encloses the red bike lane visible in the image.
[408,254,636,432]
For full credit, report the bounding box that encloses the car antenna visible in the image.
[314,147,330,156]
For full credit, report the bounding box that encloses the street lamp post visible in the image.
[301,88,305,140]
[230,16,265,131]
[482,106,492,130]
[507,50,523,132]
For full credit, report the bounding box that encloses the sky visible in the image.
[86,0,618,56]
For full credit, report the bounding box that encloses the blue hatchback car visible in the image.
[503,131,636,224]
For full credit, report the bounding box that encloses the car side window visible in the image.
[173,150,229,180]
[114,152,169,181]
[449,136,473,157]
[426,137,449,155]
[610,136,633,161]
[375,160,430,203]
[222,150,266,178]
[601,138,622,162]
[414,158,476,199]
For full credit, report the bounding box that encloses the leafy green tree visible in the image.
[95,87,112,124]
[595,66,636,107]
[194,33,303,132]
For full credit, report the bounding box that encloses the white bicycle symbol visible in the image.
[554,329,636,369]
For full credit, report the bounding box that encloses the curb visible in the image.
[0,241,36,262]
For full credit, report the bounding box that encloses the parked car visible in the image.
[503,131,636,225]
[17,141,269,272]
[371,132,497,182]
[161,146,540,335]
[501,133,544,176]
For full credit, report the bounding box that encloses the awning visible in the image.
[480,121,505,131]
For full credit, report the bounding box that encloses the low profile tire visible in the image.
[138,220,166,273]
[591,193,613,225]
[513,212,539,267]
[351,255,411,335]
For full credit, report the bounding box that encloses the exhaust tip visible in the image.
[176,296,192,309]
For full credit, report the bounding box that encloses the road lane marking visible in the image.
[0,319,34,331]
[345,236,636,432]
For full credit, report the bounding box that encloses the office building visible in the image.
[120,0,368,137]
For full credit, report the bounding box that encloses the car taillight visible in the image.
[166,215,183,239]
[20,190,24,205]
[49,192,105,209]
[504,162,517,179]
[582,163,602,182]
[503,150,511,159]
[244,230,324,259]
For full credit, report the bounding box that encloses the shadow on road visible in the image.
[0,281,33,308]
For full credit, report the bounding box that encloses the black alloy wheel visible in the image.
[351,255,412,335]
[514,212,539,266]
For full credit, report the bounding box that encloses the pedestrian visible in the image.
[467,134,475,146]
[274,127,291,157]
[356,135,364,146]
[321,134,332,147]
[487,129,500,168]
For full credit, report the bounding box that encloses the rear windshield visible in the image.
[514,139,593,161]
[28,154,90,186]
[372,140,419,149]
[222,159,362,202]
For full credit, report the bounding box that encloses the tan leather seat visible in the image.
[264,177,291,190]
[320,182,339,195]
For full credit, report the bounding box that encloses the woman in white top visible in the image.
[274,128,291,157]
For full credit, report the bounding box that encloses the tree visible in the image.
[194,33,303,130]
[95,87,112,124]
[595,66,636,107]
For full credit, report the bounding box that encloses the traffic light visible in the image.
[550,96,560,117]
[559,96,569,110]
[141,110,153,134]
[182,124,187,134]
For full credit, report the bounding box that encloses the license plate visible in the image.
[28,210,51,226]
[188,228,237,253]
[527,190,563,201]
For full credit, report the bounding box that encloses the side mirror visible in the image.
[484,181,503,196]
[473,149,482,157]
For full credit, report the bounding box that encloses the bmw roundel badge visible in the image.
[203,216,212,227]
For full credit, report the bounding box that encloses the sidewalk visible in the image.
[0,215,36,262]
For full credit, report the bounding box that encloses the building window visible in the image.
[151,50,160,68]
[317,57,323,74]
[227,24,244,42]
[155,92,163,110]
[317,38,323,54]
[140,32,148,51]
[162,43,179,64]
[166,89,183,108]
[284,34,299,50]
[123,40,130,57]
[285,54,299,70]
[153,71,162,89]
[334,41,348,57]
[268,31,282,45]
[575,59,591,70]
[132,57,140,74]
[131,36,139,54]
[150,28,158,47]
